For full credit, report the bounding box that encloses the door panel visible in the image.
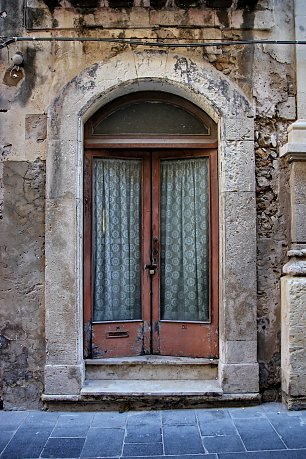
[159,157,210,322]
[92,321,145,358]
[84,151,151,358]
[158,322,217,357]
[92,158,142,322]
[84,149,218,359]
[152,151,218,358]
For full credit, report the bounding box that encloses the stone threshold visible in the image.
[81,378,222,396]
[85,356,219,365]
[85,356,219,381]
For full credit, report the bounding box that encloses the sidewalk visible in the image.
[0,403,306,459]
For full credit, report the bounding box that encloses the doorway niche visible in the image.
[83,91,219,362]
[43,51,258,405]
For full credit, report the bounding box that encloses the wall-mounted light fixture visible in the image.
[12,52,24,66]
[10,52,23,79]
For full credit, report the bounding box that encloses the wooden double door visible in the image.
[84,149,218,359]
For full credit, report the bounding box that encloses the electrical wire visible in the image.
[0,36,306,50]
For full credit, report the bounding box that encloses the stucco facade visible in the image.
[0,0,305,410]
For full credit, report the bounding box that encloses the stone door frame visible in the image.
[44,50,259,398]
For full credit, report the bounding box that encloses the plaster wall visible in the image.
[0,0,295,408]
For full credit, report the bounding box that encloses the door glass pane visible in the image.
[92,158,142,321]
[93,101,209,135]
[160,158,209,322]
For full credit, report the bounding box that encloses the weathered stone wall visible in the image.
[256,118,291,401]
[0,0,296,407]
[0,161,45,409]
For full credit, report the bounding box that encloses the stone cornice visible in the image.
[288,248,306,257]
[283,259,306,275]
[280,120,306,161]
[279,146,306,161]
[283,244,306,275]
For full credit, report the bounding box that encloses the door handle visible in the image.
[144,263,157,275]
[145,236,159,275]
[152,236,159,265]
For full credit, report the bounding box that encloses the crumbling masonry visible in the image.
[0,0,306,410]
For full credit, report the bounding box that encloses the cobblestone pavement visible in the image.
[0,403,306,458]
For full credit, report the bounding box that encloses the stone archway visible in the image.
[43,50,258,401]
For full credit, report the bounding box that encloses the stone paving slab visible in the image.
[0,403,305,458]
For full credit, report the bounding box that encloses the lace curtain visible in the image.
[92,156,209,323]
[160,158,209,322]
[92,158,142,321]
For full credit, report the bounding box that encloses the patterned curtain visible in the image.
[160,158,209,322]
[92,158,142,321]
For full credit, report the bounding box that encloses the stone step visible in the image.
[81,379,223,397]
[43,387,261,411]
[85,356,218,381]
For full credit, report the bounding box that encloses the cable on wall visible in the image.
[1,36,306,50]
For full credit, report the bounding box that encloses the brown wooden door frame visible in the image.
[84,148,218,359]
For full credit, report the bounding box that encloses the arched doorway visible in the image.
[43,51,259,403]
[83,91,219,359]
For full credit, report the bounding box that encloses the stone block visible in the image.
[287,120,306,144]
[150,10,185,26]
[281,276,306,399]
[53,9,83,29]
[0,160,45,409]
[24,139,47,161]
[277,97,296,120]
[221,340,257,364]
[281,276,290,395]
[83,9,130,28]
[253,9,274,29]
[292,163,306,203]
[44,365,84,395]
[48,107,81,143]
[295,0,306,15]
[295,15,306,41]
[219,191,257,341]
[220,140,255,192]
[133,50,167,79]
[26,0,42,6]
[229,10,243,29]
[291,203,306,243]
[0,111,32,162]
[25,114,47,141]
[129,8,150,27]
[297,94,306,120]
[285,395,306,410]
[46,141,80,200]
[287,374,306,397]
[223,117,254,142]
[26,7,53,30]
[290,162,306,243]
[219,363,259,393]
[187,9,216,27]
[45,196,82,364]
[230,8,273,30]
